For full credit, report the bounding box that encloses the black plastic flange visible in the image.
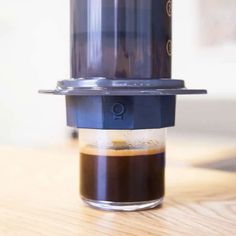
[66,95,176,129]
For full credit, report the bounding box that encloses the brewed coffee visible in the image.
[80,145,165,203]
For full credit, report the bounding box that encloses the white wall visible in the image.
[0,0,70,146]
[173,0,236,96]
[171,0,236,136]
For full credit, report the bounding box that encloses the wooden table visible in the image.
[0,143,235,236]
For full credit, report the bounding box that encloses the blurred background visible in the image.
[0,0,236,170]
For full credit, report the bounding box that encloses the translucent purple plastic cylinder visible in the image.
[71,0,171,79]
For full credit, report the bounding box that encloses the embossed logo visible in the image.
[166,0,172,17]
[166,40,172,56]
[111,103,125,120]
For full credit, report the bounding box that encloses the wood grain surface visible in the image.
[167,134,236,166]
[0,144,235,236]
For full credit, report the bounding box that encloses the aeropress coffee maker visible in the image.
[40,0,207,211]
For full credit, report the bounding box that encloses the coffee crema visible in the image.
[80,145,165,203]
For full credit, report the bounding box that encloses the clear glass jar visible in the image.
[79,128,166,211]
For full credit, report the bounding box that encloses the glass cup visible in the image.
[79,128,166,211]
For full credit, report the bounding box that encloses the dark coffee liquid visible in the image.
[80,149,165,202]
